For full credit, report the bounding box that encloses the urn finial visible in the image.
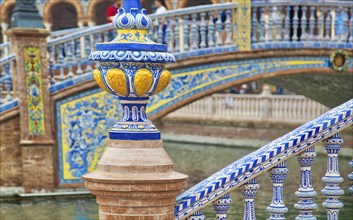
[89,0,174,141]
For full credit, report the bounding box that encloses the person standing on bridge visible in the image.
[106,0,122,40]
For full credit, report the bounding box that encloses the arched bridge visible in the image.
[0,1,352,185]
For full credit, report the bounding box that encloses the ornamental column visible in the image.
[5,0,55,192]
[82,0,188,219]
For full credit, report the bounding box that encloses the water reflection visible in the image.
[0,142,352,220]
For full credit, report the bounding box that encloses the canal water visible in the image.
[1,142,352,220]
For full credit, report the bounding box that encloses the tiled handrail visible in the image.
[175,99,353,219]
[166,93,329,124]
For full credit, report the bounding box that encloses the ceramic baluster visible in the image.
[294,146,317,220]
[66,41,74,78]
[321,133,344,220]
[334,7,339,41]
[174,16,180,52]
[190,13,199,50]
[242,178,260,220]
[187,210,204,220]
[200,12,207,48]
[4,63,11,101]
[208,11,215,47]
[349,160,353,194]
[48,45,56,84]
[284,6,291,41]
[293,6,299,41]
[316,6,324,41]
[309,6,316,41]
[276,6,282,41]
[349,8,353,42]
[216,9,223,46]
[85,36,93,72]
[325,7,331,41]
[157,18,164,44]
[267,6,274,42]
[225,10,232,45]
[251,7,257,43]
[166,17,174,52]
[259,7,265,42]
[212,193,232,220]
[183,15,190,51]
[75,39,83,75]
[57,45,65,81]
[301,6,308,41]
[267,162,288,220]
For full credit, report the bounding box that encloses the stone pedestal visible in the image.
[6,28,55,192]
[83,139,187,219]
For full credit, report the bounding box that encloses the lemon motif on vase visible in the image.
[106,68,128,96]
[153,69,171,95]
[93,69,110,93]
[134,68,153,97]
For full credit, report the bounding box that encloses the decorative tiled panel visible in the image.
[56,88,122,184]
[236,0,251,50]
[24,47,45,134]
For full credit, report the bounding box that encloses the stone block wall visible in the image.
[0,115,22,186]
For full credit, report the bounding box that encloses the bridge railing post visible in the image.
[5,0,55,192]
[261,85,272,122]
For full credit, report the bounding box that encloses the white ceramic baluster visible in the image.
[293,6,299,41]
[200,12,207,48]
[276,6,282,41]
[284,6,291,41]
[251,7,258,43]
[216,9,223,46]
[187,210,204,220]
[294,146,317,220]
[309,6,316,41]
[321,133,344,220]
[301,6,308,41]
[208,11,215,47]
[190,13,199,50]
[259,7,265,42]
[66,41,74,78]
[157,18,164,44]
[225,10,232,45]
[58,45,65,81]
[316,6,324,41]
[75,39,83,75]
[334,7,339,41]
[242,178,260,220]
[267,162,288,220]
[213,193,232,219]
[183,15,190,51]
[174,16,180,52]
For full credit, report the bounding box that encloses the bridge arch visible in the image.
[43,0,83,30]
[0,0,15,24]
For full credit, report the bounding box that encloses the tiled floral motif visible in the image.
[237,0,251,50]
[57,89,122,184]
[24,47,45,134]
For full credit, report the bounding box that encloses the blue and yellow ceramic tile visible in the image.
[57,90,122,183]
[24,47,45,134]
[236,0,251,51]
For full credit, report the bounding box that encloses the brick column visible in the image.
[5,28,55,192]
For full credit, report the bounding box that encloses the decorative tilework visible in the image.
[175,99,353,219]
[56,89,122,184]
[236,0,251,51]
[148,57,335,118]
[24,47,45,134]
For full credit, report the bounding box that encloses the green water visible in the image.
[1,142,352,220]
